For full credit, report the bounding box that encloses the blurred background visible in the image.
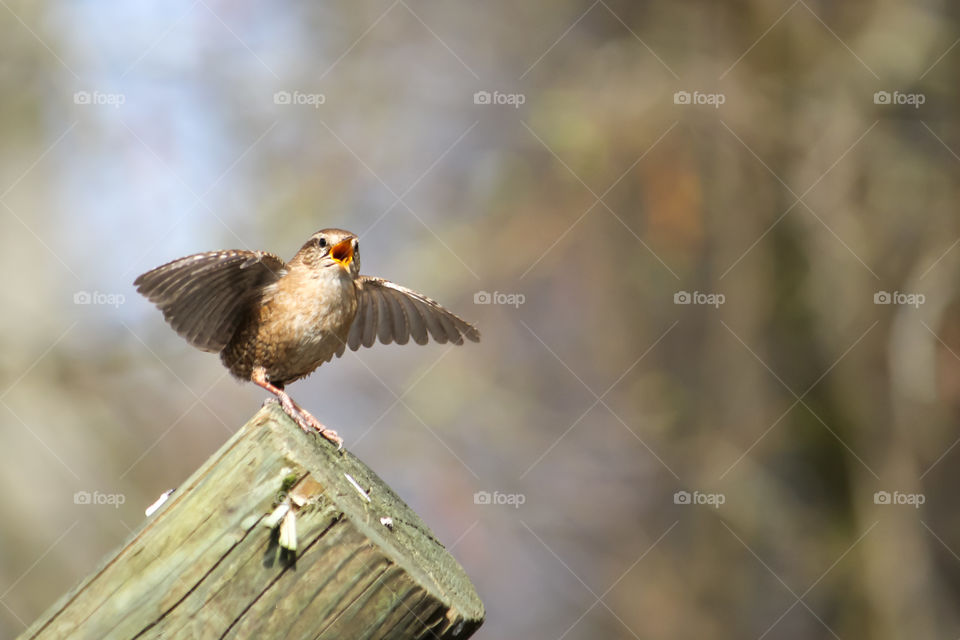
[1,1,959,638]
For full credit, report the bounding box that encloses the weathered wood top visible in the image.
[20,403,484,640]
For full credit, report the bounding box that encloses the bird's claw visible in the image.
[316,425,344,450]
[260,383,344,450]
[288,406,344,449]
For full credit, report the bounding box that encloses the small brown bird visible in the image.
[134,228,479,447]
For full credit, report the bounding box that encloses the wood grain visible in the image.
[20,403,484,640]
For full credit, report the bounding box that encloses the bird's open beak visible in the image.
[330,238,354,268]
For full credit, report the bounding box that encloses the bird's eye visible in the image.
[317,237,327,248]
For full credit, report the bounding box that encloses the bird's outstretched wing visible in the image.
[134,250,286,353]
[341,276,480,354]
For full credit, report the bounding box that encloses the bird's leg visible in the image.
[251,367,343,449]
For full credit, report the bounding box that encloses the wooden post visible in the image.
[20,403,484,639]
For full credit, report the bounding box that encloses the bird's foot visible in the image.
[275,394,343,449]
[251,367,343,450]
[295,409,344,450]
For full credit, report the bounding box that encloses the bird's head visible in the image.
[296,228,360,277]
